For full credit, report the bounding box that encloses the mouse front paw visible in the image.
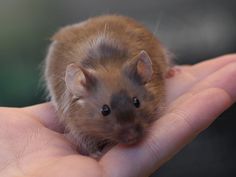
[89,150,104,159]
[165,66,181,78]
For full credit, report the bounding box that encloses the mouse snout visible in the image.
[118,124,143,145]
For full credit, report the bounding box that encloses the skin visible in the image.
[0,54,236,177]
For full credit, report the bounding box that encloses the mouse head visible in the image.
[65,50,160,144]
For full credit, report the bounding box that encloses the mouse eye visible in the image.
[132,97,140,108]
[101,104,111,116]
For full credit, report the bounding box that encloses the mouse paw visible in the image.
[165,66,181,78]
[89,150,104,159]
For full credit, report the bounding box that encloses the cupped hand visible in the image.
[0,54,236,177]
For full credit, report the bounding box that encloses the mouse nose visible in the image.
[125,129,139,144]
[119,125,143,144]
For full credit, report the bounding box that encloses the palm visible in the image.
[0,54,235,177]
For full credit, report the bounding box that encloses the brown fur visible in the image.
[44,15,169,157]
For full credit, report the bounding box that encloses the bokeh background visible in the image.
[0,0,235,176]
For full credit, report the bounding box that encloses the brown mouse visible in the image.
[44,15,170,157]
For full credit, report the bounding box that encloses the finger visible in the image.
[100,88,235,177]
[166,59,236,104]
[168,62,236,111]
[190,62,236,100]
[167,54,236,84]
[21,103,64,133]
[190,54,236,80]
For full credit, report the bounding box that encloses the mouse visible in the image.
[44,15,172,158]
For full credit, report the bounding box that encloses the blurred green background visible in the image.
[1,0,236,107]
[0,0,235,177]
[0,0,62,106]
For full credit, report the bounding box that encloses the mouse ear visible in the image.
[65,64,96,97]
[123,50,153,85]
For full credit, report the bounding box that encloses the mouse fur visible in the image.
[44,15,169,157]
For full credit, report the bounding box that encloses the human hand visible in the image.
[0,54,235,177]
